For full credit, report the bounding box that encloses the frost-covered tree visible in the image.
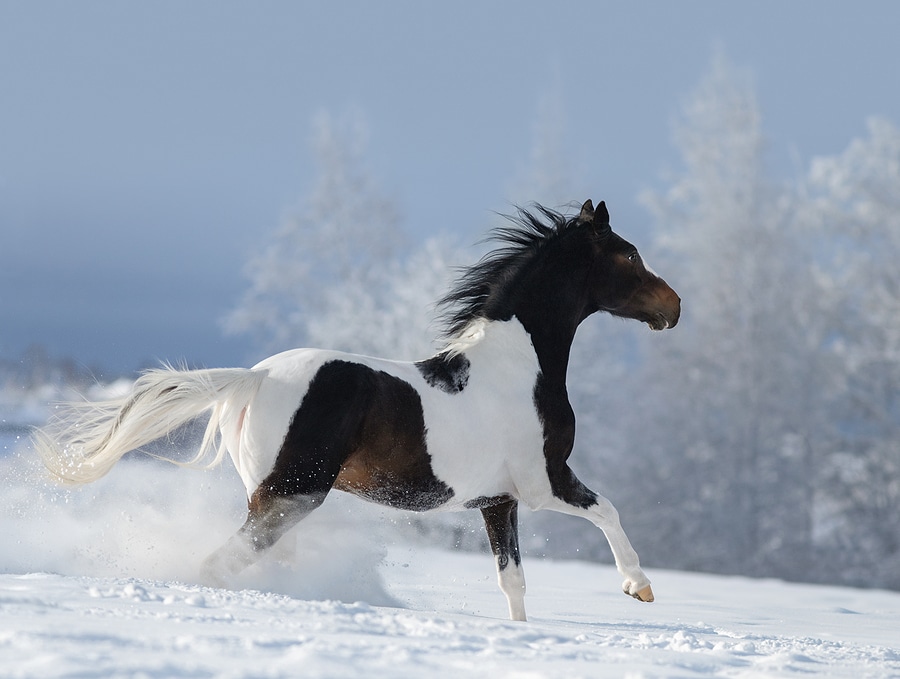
[306,235,468,360]
[632,53,824,579]
[224,111,403,356]
[804,118,900,587]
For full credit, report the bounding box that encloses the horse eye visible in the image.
[628,252,639,263]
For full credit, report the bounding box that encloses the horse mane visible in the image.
[437,203,579,341]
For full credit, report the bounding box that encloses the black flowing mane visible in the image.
[437,204,579,339]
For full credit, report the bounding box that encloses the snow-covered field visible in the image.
[2,443,899,678]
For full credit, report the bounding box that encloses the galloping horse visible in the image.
[35,199,680,621]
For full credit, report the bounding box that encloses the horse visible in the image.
[34,198,680,622]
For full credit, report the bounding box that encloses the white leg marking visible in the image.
[543,493,652,600]
[497,561,527,622]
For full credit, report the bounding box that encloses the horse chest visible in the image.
[420,376,546,506]
[417,322,551,507]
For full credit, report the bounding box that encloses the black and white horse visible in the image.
[36,199,680,621]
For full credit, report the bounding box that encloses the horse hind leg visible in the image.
[201,359,376,586]
[200,488,328,585]
[481,498,527,622]
[199,414,348,584]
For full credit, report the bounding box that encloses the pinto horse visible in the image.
[35,199,680,621]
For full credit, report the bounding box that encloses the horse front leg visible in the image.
[541,465,654,603]
[481,498,527,621]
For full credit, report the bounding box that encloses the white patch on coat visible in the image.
[417,319,547,508]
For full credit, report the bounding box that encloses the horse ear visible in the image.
[596,200,610,226]
[578,199,595,224]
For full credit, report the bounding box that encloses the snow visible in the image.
[2,451,900,678]
[4,551,900,679]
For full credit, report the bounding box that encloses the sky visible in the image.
[2,1,899,374]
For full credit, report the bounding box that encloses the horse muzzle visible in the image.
[646,288,681,331]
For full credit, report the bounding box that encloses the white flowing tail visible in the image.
[34,366,268,485]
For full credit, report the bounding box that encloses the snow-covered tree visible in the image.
[306,234,468,360]
[803,118,900,587]
[224,110,403,356]
[631,53,824,579]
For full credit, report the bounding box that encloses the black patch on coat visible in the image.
[481,498,522,569]
[415,352,470,394]
[464,494,514,510]
[256,360,454,513]
[532,371,598,510]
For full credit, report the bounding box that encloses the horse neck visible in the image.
[496,256,590,395]
[513,282,589,395]
[520,316,578,393]
[451,314,575,392]
[474,240,593,393]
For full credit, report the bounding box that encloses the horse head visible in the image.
[578,199,680,331]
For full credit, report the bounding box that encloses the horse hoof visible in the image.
[634,585,654,602]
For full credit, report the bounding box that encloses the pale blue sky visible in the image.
[2,1,898,373]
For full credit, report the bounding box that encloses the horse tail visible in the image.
[34,366,268,485]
